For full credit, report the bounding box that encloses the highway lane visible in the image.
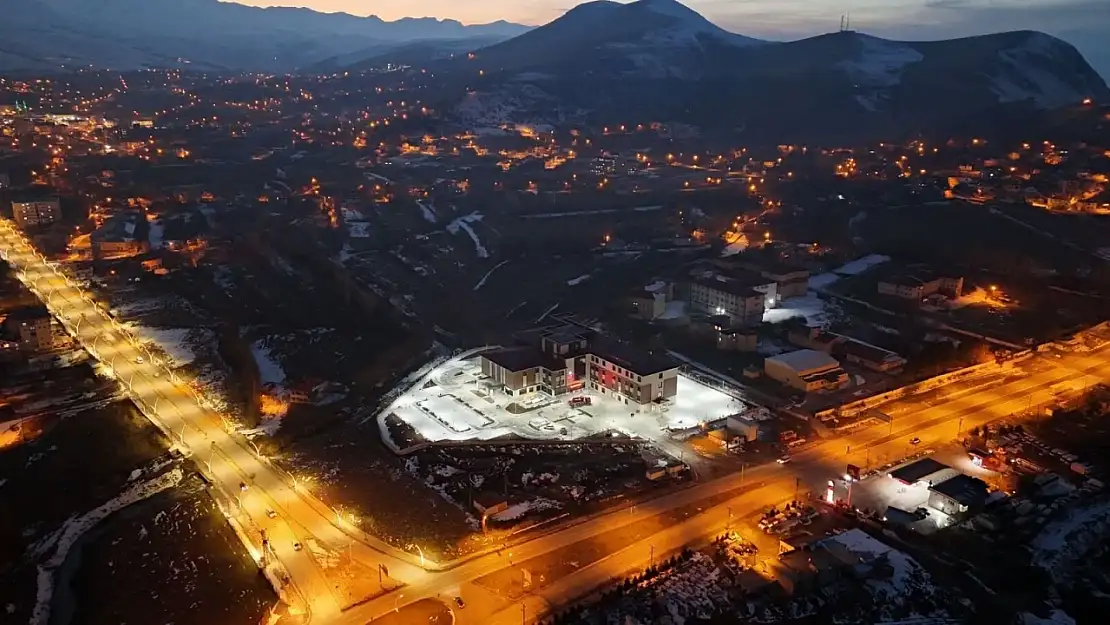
[8,218,1110,625]
[349,345,1110,623]
[0,222,429,620]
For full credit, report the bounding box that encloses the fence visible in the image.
[820,350,1033,421]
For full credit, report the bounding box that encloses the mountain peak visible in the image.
[635,0,701,19]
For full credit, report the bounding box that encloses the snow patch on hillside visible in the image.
[447,212,489,258]
[838,36,923,87]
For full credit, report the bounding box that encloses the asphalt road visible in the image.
[0,222,427,621]
[349,344,1110,624]
[6,219,1108,625]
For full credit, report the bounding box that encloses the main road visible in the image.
[5,219,1108,624]
[343,343,1110,623]
[0,221,427,621]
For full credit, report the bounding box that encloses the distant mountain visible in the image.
[311,36,513,74]
[442,1,1109,143]
[0,0,530,73]
[466,0,765,79]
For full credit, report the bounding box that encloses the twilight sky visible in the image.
[235,0,1110,78]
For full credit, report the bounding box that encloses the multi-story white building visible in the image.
[480,319,680,407]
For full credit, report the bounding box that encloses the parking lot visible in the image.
[386,355,748,446]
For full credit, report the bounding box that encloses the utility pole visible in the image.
[521,602,526,625]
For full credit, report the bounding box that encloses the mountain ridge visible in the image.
[0,0,531,72]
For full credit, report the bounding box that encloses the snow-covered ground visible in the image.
[490,497,562,522]
[567,274,592,286]
[30,468,184,625]
[446,212,489,258]
[1032,499,1110,579]
[837,35,924,87]
[720,235,749,257]
[763,292,837,327]
[384,355,747,446]
[128,326,200,366]
[250,342,286,389]
[348,222,371,238]
[416,200,437,224]
[147,215,164,250]
[834,254,891,276]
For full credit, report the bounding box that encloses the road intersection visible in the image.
[4,218,1109,624]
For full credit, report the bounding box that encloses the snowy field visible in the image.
[250,341,286,389]
[763,292,837,327]
[385,355,747,445]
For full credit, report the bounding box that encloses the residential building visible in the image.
[628,281,672,321]
[878,273,963,302]
[717,327,758,352]
[764,349,848,392]
[11,198,60,228]
[0,173,10,189]
[689,276,767,327]
[738,260,811,299]
[91,216,149,260]
[4,305,53,351]
[479,318,680,407]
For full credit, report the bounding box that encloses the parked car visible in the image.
[454,597,466,609]
[777,455,792,465]
[909,437,921,445]
[569,397,592,407]
[292,541,302,551]
[266,509,278,519]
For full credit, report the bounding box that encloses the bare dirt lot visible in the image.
[0,361,274,625]
[67,482,275,625]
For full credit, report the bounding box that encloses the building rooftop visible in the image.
[482,346,560,372]
[766,349,840,374]
[840,339,904,365]
[691,276,762,299]
[889,458,951,485]
[591,338,679,377]
[929,474,989,506]
[5,304,50,322]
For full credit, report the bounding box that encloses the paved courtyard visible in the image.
[386,354,750,446]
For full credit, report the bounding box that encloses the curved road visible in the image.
[5,219,1108,625]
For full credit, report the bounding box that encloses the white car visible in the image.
[777,455,792,465]
[135,356,145,364]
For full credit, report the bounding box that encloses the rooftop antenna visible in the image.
[846,12,852,32]
[839,15,845,32]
